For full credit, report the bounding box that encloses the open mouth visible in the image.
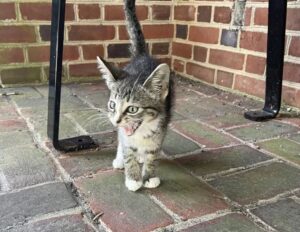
[122,120,142,136]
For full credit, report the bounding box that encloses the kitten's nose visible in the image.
[116,118,122,124]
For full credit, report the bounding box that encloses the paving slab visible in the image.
[181,213,264,232]
[0,87,42,99]
[162,129,200,155]
[176,145,272,177]
[65,110,114,133]
[151,160,228,220]
[0,146,57,190]
[0,131,34,149]
[78,92,110,109]
[91,131,118,148]
[75,170,173,232]
[251,198,300,232]
[29,116,82,141]
[172,120,239,148]
[257,138,300,165]
[0,182,77,230]
[0,105,19,120]
[227,121,299,142]
[7,214,95,232]
[209,162,300,205]
[0,118,27,132]
[13,96,90,113]
[289,133,300,143]
[204,110,252,129]
[59,149,115,177]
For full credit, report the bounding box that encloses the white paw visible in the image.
[112,158,124,169]
[144,177,160,188]
[125,178,143,192]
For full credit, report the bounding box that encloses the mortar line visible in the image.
[149,194,182,223]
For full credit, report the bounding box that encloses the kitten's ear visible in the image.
[97,56,116,90]
[143,63,170,100]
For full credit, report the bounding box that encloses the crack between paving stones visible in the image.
[8,97,105,231]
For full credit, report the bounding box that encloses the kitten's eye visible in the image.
[127,106,139,114]
[108,101,115,111]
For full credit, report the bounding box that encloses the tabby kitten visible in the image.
[97,0,171,191]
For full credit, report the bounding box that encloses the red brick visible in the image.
[0,3,16,20]
[234,75,265,98]
[20,3,74,21]
[143,24,174,39]
[246,55,266,75]
[105,5,148,21]
[189,26,219,44]
[209,49,245,70]
[119,25,129,40]
[68,25,115,41]
[152,43,169,55]
[0,48,24,64]
[28,46,79,62]
[0,119,27,132]
[282,86,300,108]
[283,62,300,83]
[152,5,171,20]
[197,6,211,22]
[172,42,192,59]
[214,7,232,24]
[0,26,36,43]
[244,7,252,26]
[254,8,268,25]
[173,59,184,72]
[174,6,195,21]
[216,70,234,88]
[289,37,300,57]
[186,62,215,83]
[194,46,207,62]
[78,4,100,19]
[287,8,300,30]
[240,31,267,52]
[69,63,99,77]
[82,45,104,60]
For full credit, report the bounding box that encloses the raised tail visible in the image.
[124,0,147,56]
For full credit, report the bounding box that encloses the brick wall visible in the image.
[172,0,300,108]
[0,0,300,108]
[0,0,173,85]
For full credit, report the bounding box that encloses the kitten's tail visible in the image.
[124,0,147,56]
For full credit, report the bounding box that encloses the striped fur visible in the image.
[97,0,172,191]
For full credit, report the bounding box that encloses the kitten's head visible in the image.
[97,57,170,136]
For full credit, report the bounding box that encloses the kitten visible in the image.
[97,0,172,191]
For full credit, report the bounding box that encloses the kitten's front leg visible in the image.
[124,147,143,191]
[142,151,160,188]
[112,141,124,169]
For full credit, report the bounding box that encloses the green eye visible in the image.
[127,106,139,114]
[108,101,115,110]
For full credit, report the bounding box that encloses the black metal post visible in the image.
[48,0,97,152]
[244,0,287,121]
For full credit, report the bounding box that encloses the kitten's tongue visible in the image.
[124,125,134,136]
[122,121,141,136]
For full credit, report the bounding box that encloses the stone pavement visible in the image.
[1,76,300,232]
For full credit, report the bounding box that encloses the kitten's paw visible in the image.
[125,178,143,192]
[112,158,124,169]
[144,177,160,188]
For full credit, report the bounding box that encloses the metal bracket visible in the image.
[244,0,287,121]
[47,0,97,152]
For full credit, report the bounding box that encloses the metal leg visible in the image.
[244,0,287,121]
[47,0,97,152]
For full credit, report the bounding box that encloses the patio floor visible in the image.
[1,76,300,232]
